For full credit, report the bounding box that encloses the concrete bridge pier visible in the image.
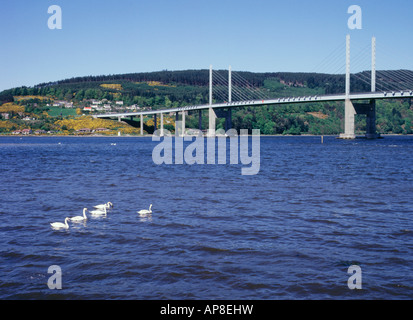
[160,113,164,137]
[140,114,143,135]
[365,100,379,139]
[181,111,185,136]
[340,99,380,139]
[354,99,380,139]
[339,99,356,139]
[174,111,186,136]
[208,107,217,137]
[175,112,179,136]
[213,108,233,132]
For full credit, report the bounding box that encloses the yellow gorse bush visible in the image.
[14,95,50,101]
[0,103,25,113]
[147,81,176,88]
[0,121,17,130]
[100,84,123,91]
[55,116,140,134]
[145,117,175,128]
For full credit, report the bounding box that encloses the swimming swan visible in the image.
[50,218,70,230]
[89,206,107,215]
[69,208,88,222]
[93,202,113,210]
[138,204,152,215]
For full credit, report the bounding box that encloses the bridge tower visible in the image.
[340,35,379,139]
[365,36,380,139]
[207,65,233,137]
[339,35,356,139]
[208,65,217,137]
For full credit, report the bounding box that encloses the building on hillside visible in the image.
[76,128,91,133]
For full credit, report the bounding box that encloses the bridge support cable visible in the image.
[372,36,376,93]
[212,68,272,102]
[352,72,391,93]
[212,70,235,102]
[231,72,271,101]
[376,71,413,91]
[213,70,250,102]
[350,43,374,88]
[310,41,346,75]
[374,43,413,92]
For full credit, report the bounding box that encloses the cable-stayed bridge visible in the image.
[95,35,413,139]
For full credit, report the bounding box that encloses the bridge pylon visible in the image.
[339,35,380,139]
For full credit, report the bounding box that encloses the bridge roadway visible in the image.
[94,90,413,119]
[93,89,413,138]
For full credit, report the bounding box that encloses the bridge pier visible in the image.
[214,109,233,131]
[160,113,164,137]
[181,111,185,136]
[140,114,143,135]
[208,108,233,136]
[365,100,379,139]
[339,99,356,139]
[174,111,186,136]
[354,100,380,139]
[199,110,202,131]
[208,107,217,137]
[175,112,179,136]
[340,99,380,139]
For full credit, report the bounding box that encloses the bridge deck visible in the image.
[94,90,413,119]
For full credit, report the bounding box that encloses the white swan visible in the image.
[50,218,70,230]
[93,202,113,210]
[138,204,152,215]
[69,208,88,222]
[89,206,107,216]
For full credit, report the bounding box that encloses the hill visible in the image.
[0,70,412,135]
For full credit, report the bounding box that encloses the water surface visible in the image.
[0,135,412,299]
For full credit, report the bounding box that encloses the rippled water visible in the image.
[0,135,412,299]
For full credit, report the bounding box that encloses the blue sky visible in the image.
[1,0,412,91]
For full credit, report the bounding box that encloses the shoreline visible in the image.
[1,133,412,138]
